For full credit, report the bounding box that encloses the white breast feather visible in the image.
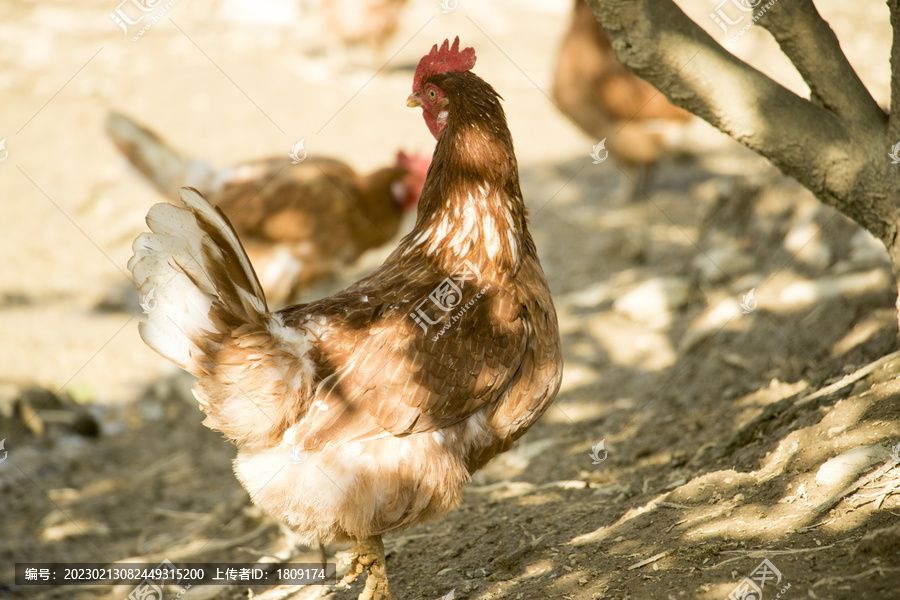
[483,214,500,259]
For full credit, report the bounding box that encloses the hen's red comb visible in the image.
[412,37,476,92]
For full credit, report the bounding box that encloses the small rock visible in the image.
[815,445,887,487]
[779,269,891,308]
[826,426,846,438]
[566,281,614,308]
[848,228,889,267]
[692,247,755,283]
[93,283,143,314]
[614,277,690,329]
[784,208,831,271]
[679,298,742,353]
[0,385,99,438]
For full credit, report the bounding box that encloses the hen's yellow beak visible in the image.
[406,93,422,108]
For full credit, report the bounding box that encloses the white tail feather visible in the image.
[106,111,221,197]
[177,188,268,307]
[129,188,318,450]
[128,188,267,374]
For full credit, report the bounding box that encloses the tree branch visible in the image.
[583,0,894,238]
[755,0,885,129]
[889,0,900,141]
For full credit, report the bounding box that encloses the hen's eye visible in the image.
[428,89,436,99]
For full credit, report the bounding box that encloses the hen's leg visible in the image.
[636,162,657,197]
[341,535,392,600]
[616,163,656,202]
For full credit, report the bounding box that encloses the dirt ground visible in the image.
[2,1,900,599]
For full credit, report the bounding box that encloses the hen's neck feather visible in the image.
[402,71,529,276]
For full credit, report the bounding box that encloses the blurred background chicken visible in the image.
[553,0,692,199]
[321,0,410,66]
[107,112,429,305]
[321,0,408,51]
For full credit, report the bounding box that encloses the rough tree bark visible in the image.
[584,0,900,333]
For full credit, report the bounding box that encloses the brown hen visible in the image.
[553,0,692,198]
[108,112,428,305]
[128,37,562,600]
[320,0,410,66]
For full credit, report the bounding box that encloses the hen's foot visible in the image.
[340,535,392,600]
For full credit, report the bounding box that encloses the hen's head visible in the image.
[407,37,476,139]
[392,150,431,210]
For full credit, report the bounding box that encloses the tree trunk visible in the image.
[584,0,900,333]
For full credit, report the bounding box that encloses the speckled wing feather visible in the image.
[279,242,560,462]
